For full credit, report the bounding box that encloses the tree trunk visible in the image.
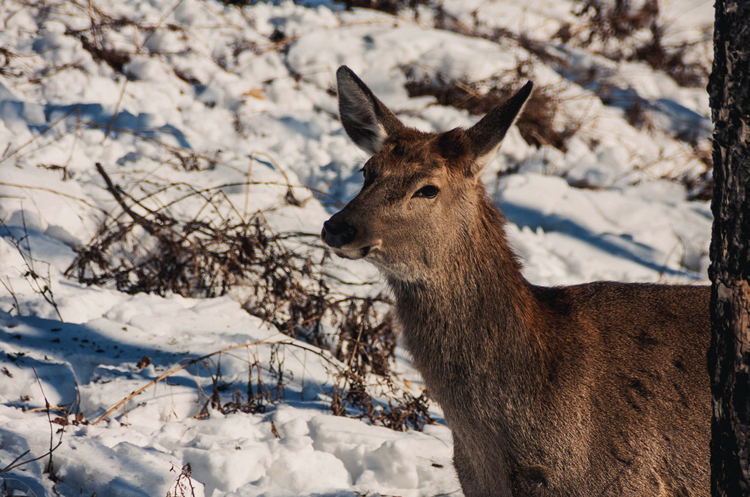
[708,0,750,495]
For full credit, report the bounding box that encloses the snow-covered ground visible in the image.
[0,0,714,495]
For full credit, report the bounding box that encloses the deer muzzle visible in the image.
[321,219,357,248]
[321,217,378,260]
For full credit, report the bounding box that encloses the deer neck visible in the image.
[386,199,545,412]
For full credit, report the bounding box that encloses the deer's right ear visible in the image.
[337,66,404,155]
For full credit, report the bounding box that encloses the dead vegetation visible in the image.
[678,141,714,201]
[331,371,433,431]
[5,0,242,84]
[0,217,63,321]
[66,164,432,431]
[567,0,659,45]
[404,64,580,151]
[167,463,197,497]
[0,48,24,79]
[92,334,432,431]
[338,0,433,17]
[65,25,132,75]
[681,167,713,201]
[3,0,431,430]
[405,2,711,195]
[192,339,432,431]
[2,0,711,442]
[560,0,709,87]
[0,370,67,490]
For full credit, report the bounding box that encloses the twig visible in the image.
[0,181,108,215]
[0,276,21,315]
[0,450,31,476]
[0,106,78,165]
[94,162,157,234]
[92,338,345,425]
[100,79,128,145]
[137,0,185,51]
[24,405,70,414]
[0,369,67,478]
[0,217,63,321]
[34,368,58,477]
[244,153,254,221]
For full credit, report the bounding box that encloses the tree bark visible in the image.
[708,0,750,495]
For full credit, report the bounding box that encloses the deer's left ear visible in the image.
[465,82,533,176]
[337,66,405,155]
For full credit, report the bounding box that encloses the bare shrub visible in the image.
[623,98,653,131]
[404,66,579,151]
[193,350,282,417]
[0,47,25,79]
[66,27,132,75]
[217,0,253,7]
[218,0,433,17]
[681,167,713,201]
[167,463,197,497]
[677,142,713,201]
[59,5,143,75]
[338,0,433,17]
[0,217,63,321]
[331,371,433,431]
[631,23,709,88]
[0,370,68,487]
[67,165,431,430]
[571,0,659,46]
[564,0,709,87]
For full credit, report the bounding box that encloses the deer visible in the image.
[321,66,710,497]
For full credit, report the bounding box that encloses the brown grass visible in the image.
[564,0,709,87]
[405,66,579,151]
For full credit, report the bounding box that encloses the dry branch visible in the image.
[93,338,361,425]
[93,340,289,425]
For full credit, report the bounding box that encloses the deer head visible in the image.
[321,66,532,282]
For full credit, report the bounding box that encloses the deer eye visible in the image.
[413,185,439,199]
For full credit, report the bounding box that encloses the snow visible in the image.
[0,0,713,495]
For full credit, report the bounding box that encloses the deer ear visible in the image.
[337,66,404,155]
[465,81,533,176]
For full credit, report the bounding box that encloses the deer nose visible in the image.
[321,220,357,248]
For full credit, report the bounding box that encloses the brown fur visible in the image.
[323,66,709,497]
